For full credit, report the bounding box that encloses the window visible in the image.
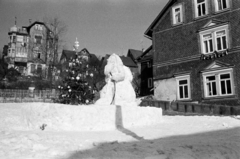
[17,36,23,42]
[215,0,229,12]
[35,24,43,31]
[203,69,234,97]
[35,35,42,44]
[37,52,41,59]
[19,66,24,74]
[200,24,228,54]
[216,30,227,51]
[12,36,16,43]
[194,0,208,18]
[148,78,153,88]
[203,34,213,53]
[37,65,42,74]
[147,61,152,68]
[176,75,191,100]
[172,4,183,25]
[31,64,35,73]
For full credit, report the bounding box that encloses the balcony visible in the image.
[14,57,28,63]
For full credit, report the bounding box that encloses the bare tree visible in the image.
[44,17,67,64]
[42,17,68,84]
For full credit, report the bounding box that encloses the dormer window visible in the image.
[199,24,229,54]
[172,4,183,25]
[194,0,208,18]
[215,0,229,12]
[35,24,43,31]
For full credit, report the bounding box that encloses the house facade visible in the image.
[145,0,240,106]
[5,21,53,78]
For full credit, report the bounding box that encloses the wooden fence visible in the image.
[0,89,60,103]
[140,99,240,115]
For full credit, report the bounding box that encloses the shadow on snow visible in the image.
[61,106,240,159]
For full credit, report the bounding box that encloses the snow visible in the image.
[0,103,240,159]
[21,103,162,131]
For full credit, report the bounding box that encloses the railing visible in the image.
[140,99,240,115]
[0,89,60,103]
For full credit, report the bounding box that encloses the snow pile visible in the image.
[21,103,162,131]
[0,103,240,159]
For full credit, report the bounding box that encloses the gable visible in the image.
[127,49,142,60]
[78,48,90,56]
[201,61,234,73]
[199,19,228,32]
[144,0,176,39]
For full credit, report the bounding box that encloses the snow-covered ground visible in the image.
[0,103,240,159]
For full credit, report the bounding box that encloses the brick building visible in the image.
[145,0,240,106]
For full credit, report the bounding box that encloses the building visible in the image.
[5,20,53,78]
[137,46,153,96]
[60,48,99,76]
[145,0,240,106]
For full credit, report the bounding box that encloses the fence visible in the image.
[140,99,240,115]
[0,89,60,103]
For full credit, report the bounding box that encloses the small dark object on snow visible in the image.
[40,124,47,130]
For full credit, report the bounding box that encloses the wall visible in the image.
[153,0,240,64]
[150,0,240,106]
[154,78,177,101]
[154,53,240,106]
[28,24,48,63]
[140,99,240,115]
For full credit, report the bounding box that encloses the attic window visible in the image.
[215,0,229,12]
[35,24,43,31]
[194,0,208,18]
[172,4,183,25]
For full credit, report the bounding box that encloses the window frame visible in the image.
[37,64,42,74]
[194,0,208,18]
[147,61,152,68]
[176,75,191,100]
[34,35,43,44]
[30,64,36,73]
[199,24,229,54]
[202,68,234,98]
[214,0,230,12]
[172,3,184,25]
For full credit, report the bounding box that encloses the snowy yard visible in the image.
[0,103,240,159]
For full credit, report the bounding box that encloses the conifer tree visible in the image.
[58,53,96,105]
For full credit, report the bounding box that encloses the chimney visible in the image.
[29,19,32,25]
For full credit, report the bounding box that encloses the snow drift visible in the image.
[21,103,162,131]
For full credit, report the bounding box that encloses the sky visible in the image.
[0,0,168,57]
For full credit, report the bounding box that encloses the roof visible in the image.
[144,0,176,39]
[60,48,99,63]
[60,50,76,61]
[120,56,137,67]
[24,21,51,34]
[127,49,142,60]
[100,54,137,68]
[137,45,153,62]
